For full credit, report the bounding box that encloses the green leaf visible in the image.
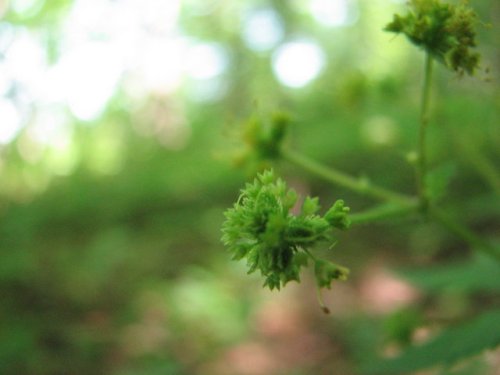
[397,255,500,294]
[426,162,457,203]
[302,196,320,216]
[364,309,500,374]
[383,308,423,347]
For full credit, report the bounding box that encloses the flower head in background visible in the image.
[231,112,291,172]
[385,0,481,75]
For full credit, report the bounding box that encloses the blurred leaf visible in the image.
[114,357,183,375]
[426,162,457,203]
[4,0,73,28]
[397,255,500,293]
[364,309,500,374]
[383,308,423,347]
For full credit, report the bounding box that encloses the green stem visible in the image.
[416,53,434,211]
[430,207,500,262]
[303,248,318,262]
[304,249,332,314]
[316,285,330,314]
[282,148,415,206]
[303,249,330,313]
[350,202,419,225]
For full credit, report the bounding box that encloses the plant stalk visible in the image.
[281,148,415,206]
[416,53,434,212]
[350,202,419,225]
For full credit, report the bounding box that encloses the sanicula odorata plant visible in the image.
[222,0,500,315]
[222,169,350,311]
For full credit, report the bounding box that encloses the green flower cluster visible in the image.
[233,112,290,170]
[385,0,480,75]
[222,169,350,291]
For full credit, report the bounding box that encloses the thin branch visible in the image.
[416,53,434,211]
[281,148,416,206]
[350,202,419,225]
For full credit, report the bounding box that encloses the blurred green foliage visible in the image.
[0,0,499,374]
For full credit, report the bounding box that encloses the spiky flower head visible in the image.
[221,169,350,291]
[385,0,481,75]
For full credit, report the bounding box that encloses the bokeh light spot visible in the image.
[361,115,399,146]
[0,99,22,144]
[272,40,325,88]
[10,0,42,15]
[242,8,284,52]
[186,43,229,80]
[134,37,186,94]
[310,0,358,27]
[51,42,123,121]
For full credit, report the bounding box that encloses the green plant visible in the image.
[221,169,350,311]
[221,0,499,372]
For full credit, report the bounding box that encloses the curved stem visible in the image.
[416,53,434,211]
[350,202,419,225]
[282,148,416,206]
[316,285,330,314]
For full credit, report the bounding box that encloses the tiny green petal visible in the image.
[302,196,320,216]
[325,200,351,230]
[314,259,350,289]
